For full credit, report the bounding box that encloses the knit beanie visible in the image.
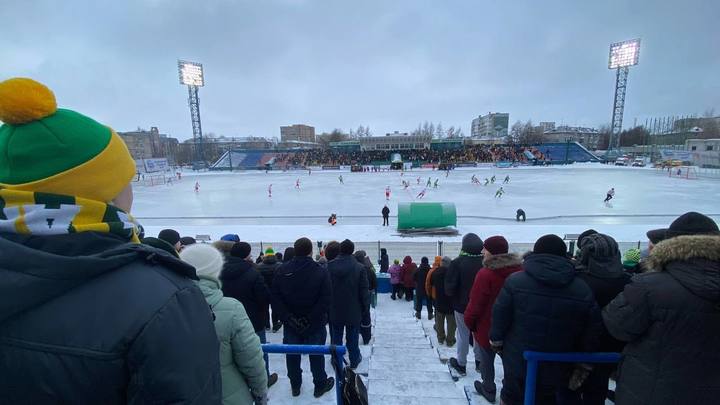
[180,236,197,246]
[484,235,509,255]
[231,242,251,259]
[0,78,135,203]
[533,234,567,257]
[393,259,400,264]
[221,234,240,242]
[421,257,429,265]
[461,233,484,255]
[294,237,313,257]
[623,248,641,264]
[158,229,181,246]
[580,233,619,259]
[264,247,275,256]
[180,244,225,280]
[340,239,355,255]
[577,229,598,249]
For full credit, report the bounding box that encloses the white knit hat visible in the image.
[179,244,225,280]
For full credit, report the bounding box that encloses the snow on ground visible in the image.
[133,164,720,243]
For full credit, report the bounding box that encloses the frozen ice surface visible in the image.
[134,164,719,243]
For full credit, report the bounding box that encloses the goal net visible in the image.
[142,174,167,186]
[668,166,699,180]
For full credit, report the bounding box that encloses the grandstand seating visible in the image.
[533,142,600,163]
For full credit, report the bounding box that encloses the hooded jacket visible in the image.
[603,235,720,405]
[490,253,600,388]
[327,254,369,326]
[464,253,522,349]
[388,263,402,285]
[256,254,282,290]
[400,256,417,288]
[425,256,443,298]
[220,256,271,333]
[378,248,389,273]
[445,234,484,313]
[354,251,378,291]
[0,232,221,404]
[271,256,332,335]
[415,259,432,297]
[197,276,267,404]
[430,257,453,314]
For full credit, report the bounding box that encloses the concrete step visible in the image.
[368,380,467,399]
[368,394,469,405]
[372,346,437,358]
[369,368,455,383]
[370,358,448,372]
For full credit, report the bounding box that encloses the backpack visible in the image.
[342,366,368,405]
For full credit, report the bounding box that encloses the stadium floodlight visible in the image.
[607,39,641,151]
[178,59,205,163]
[608,38,640,69]
[178,60,205,87]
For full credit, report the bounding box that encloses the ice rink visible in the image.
[133,164,720,243]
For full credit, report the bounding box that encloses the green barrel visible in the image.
[397,202,457,230]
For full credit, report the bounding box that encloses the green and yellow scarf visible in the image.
[0,189,140,242]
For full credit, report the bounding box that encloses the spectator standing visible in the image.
[382,205,390,226]
[446,233,484,376]
[464,236,522,403]
[388,259,403,300]
[0,78,220,403]
[557,233,630,405]
[328,240,369,369]
[181,244,268,404]
[429,257,456,346]
[283,247,295,262]
[490,234,600,405]
[158,228,182,253]
[621,248,642,274]
[378,248,389,273]
[424,256,443,300]
[400,256,418,301]
[324,241,341,261]
[271,238,335,398]
[220,242,278,388]
[257,247,283,332]
[603,212,720,405]
[414,257,434,320]
[354,250,377,344]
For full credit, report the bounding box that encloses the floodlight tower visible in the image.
[178,60,206,163]
[608,39,641,151]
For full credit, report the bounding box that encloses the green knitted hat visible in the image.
[623,248,641,264]
[265,247,275,256]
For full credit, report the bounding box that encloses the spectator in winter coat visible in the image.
[181,244,268,404]
[446,233,485,377]
[257,248,283,332]
[490,234,600,405]
[430,257,456,346]
[328,240,370,368]
[378,248,390,273]
[464,236,522,403]
[271,237,335,398]
[283,247,295,262]
[0,78,220,404]
[325,241,340,261]
[354,250,377,344]
[400,256,418,301]
[603,212,720,405]
[414,257,434,320]
[558,233,631,405]
[220,242,278,388]
[158,228,182,252]
[425,256,443,299]
[212,240,235,258]
[388,259,403,299]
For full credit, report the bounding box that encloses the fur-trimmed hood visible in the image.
[483,253,522,270]
[647,235,720,302]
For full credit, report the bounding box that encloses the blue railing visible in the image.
[262,344,347,405]
[523,351,621,405]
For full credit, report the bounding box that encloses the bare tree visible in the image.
[434,123,444,139]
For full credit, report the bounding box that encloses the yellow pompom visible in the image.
[0,78,57,125]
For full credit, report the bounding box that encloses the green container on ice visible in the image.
[397,202,457,230]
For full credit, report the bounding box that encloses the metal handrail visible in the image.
[262,344,347,405]
[523,351,621,405]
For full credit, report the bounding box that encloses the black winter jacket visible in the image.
[603,235,720,405]
[379,248,389,273]
[327,255,369,326]
[430,263,452,314]
[220,256,271,333]
[0,232,221,404]
[272,256,332,335]
[257,255,282,290]
[445,253,484,313]
[415,263,431,298]
[490,253,600,386]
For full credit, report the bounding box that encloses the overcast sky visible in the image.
[3,0,719,140]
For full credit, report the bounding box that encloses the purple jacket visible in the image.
[388,264,402,285]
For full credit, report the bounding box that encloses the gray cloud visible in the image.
[2,0,718,140]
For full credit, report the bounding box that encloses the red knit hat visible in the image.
[483,235,509,255]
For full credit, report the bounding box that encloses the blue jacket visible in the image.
[272,256,332,335]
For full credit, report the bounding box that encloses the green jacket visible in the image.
[197,276,268,404]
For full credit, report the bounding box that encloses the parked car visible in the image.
[631,158,646,167]
[614,157,630,166]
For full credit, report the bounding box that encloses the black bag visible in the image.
[342,367,368,405]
